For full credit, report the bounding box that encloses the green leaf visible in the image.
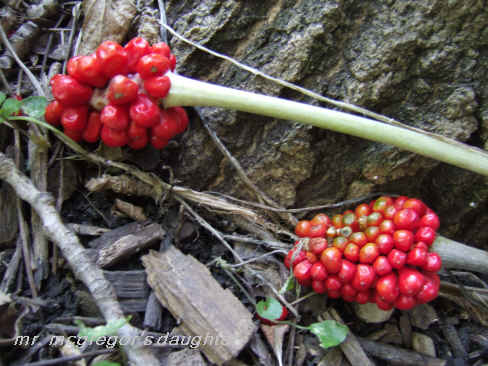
[0,92,6,105]
[307,320,348,349]
[1,98,21,118]
[256,297,283,321]
[92,362,120,366]
[279,273,295,295]
[21,96,48,119]
[75,316,131,341]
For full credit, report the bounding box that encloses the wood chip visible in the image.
[167,349,207,366]
[88,222,165,268]
[412,332,436,357]
[142,247,257,365]
[409,304,439,330]
[113,198,147,222]
[0,178,18,244]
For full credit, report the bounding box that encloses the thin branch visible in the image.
[0,152,159,366]
[23,348,114,366]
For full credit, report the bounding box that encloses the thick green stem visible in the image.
[164,73,488,176]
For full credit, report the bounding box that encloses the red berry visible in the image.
[61,105,88,131]
[170,107,189,134]
[395,294,417,310]
[326,226,337,238]
[125,37,151,72]
[414,241,429,251]
[359,243,380,264]
[144,75,171,98]
[320,247,342,274]
[356,291,371,304]
[416,274,440,303]
[284,247,306,269]
[311,213,331,227]
[332,236,348,252]
[151,135,169,149]
[63,128,83,142]
[352,264,375,291]
[128,134,149,150]
[372,196,393,214]
[293,260,313,283]
[387,249,407,269]
[376,234,395,255]
[364,226,380,242]
[82,111,102,143]
[415,226,436,245]
[152,109,180,140]
[310,262,328,281]
[341,284,357,302]
[373,256,392,276]
[394,196,409,210]
[358,215,368,231]
[384,205,397,220]
[393,230,414,252]
[331,214,343,228]
[308,238,327,255]
[327,289,341,299]
[295,220,311,237]
[398,268,424,296]
[100,104,129,131]
[100,125,129,147]
[394,209,419,230]
[355,203,371,217]
[169,54,177,71]
[96,41,129,78]
[151,42,171,58]
[402,198,426,216]
[379,219,395,235]
[67,54,107,88]
[312,280,327,294]
[350,232,368,247]
[337,260,356,283]
[130,94,161,128]
[136,53,170,80]
[376,273,399,303]
[423,252,442,272]
[305,251,318,263]
[375,293,395,310]
[344,243,360,262]
[343,212,359,232]
[367,212,383,227]
[45,100,63,126]
[108,75,139,105]
[326,276,342,291]
[50,74,93,106]
[419,212,440,231]
[308,222,327,238]
[407,247,428,267]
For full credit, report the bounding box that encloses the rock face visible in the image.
[166,0,488,247]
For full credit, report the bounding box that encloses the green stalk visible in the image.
[164,73,488,176]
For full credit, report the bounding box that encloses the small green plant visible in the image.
[256,297,348,350]
[75,316,131,342]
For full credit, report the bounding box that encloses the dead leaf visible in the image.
[261,324,289,366]
[79,0,137,55]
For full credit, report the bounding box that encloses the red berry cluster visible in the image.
[44,38,188,149]
[285,196,442,311]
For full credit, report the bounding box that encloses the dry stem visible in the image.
[0,152,158,366]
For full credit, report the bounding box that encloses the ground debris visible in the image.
[142,246,257,365]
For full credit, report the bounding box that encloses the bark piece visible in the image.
[144,292,163,331]
[89,222,164,268]
[103,270,149,299]
[142,247,257,365]
[358,338,446,366]
[0,179,18,244]
[79,0,136,55]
